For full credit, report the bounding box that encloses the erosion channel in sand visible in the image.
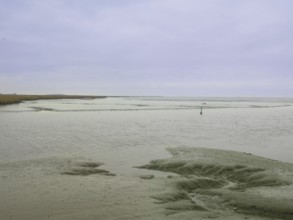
[138,147,293,219]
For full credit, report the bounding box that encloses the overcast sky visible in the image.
[1,0,293,97]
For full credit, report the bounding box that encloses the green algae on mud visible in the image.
[138,147,293,219]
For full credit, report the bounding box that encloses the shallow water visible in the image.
[1,97,293,174]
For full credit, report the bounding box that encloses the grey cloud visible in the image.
[0,0,293,96]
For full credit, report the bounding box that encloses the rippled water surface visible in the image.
[1,97,293,174]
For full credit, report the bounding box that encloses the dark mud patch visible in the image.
[31,107,55,111]
[138,147,293,219]
[139,174,155,180]
[78,162,103,168]
[61,161,115,176]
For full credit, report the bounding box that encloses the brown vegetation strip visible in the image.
[0,94,106,105]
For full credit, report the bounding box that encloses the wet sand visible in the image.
[1,97,293,219]
[1,147,292,220]
[0,157,164,220]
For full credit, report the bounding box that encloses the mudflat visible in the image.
[138,147,293,219]
[1,97,293,219]
[1,147,292,220]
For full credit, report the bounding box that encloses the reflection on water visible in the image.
[0,97,293,174]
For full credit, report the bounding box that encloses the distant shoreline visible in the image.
[0,94,107,105]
